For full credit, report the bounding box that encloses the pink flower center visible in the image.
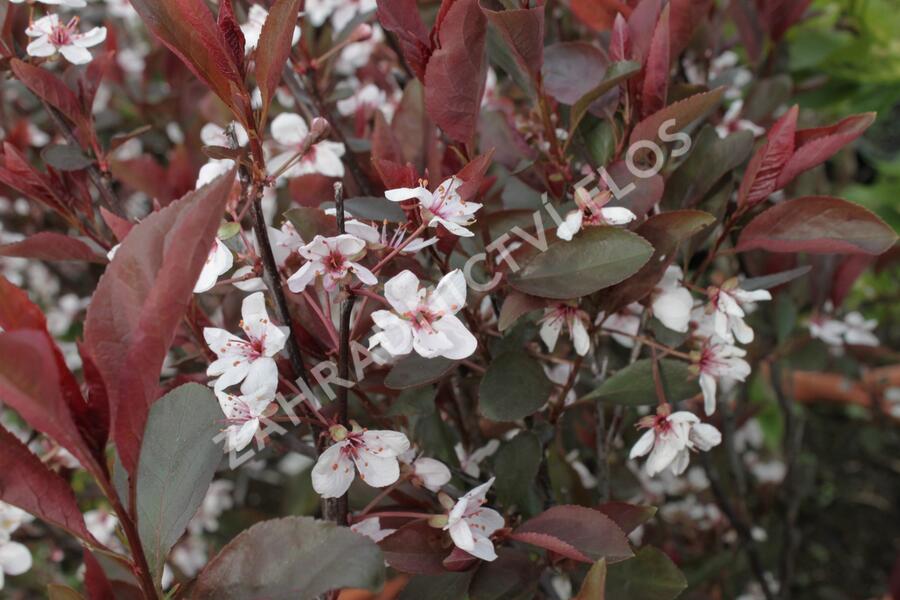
[325,251,347,274]
[48,19,78,47]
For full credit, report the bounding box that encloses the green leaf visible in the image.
[574,559,607,600]
[42,144,93,171]
[385,355,458,390]
[136,383,224,582]
[479,352,552,421]
[661,126,754,210]
[399,572,474,600]
[343,196,407,222]
[582,359,697,405]
[387,387,436,416]
[492,431,543,515]
[508,227,653,300]
[47,584,84,600]
[585,120,617,167]
[605,547,687,600]
[192,516,385,599]
[569,61,641,137]
[217,221,241,240]
[468,549,541,600]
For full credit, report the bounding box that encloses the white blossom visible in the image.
[385,177,482,237]
[351,517,396,543]
[311,425,410,498]
[598,302,643,348]
[287,234,377,293]
[268,113,345,179]
[204,292,287,392]
[842,312,879,347]
[241,4,300,51]
[629,406,721,477]
[651,266,693,333]
[194,238,234,293]
[693,342,751,415]
[444,478,504,562]
[539,303,591,356]
[369,270,478,360]
[455,440,500,478]
[706,281,771,344]
[215,380,277,452]
[716,100,765,139]
[557,186,636,241]
[26,15,106,65]
[400,451,451,492]
[12,0,86,6]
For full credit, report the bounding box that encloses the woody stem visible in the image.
[323,182,352,526]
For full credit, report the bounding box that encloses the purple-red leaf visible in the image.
[737,104,798,207]
[254,0,302,124]
[0,232,106,263]
[609,13,631,62]
[217,0,246,77]
[482,1,545,79]
[424,0,488,143]
[0,426,98,544]
[10,59,87,133]
[736,196,898,256]
[376,0,431,80]
[775,112,875,189]
[128,0,250,124]
[668,0,712,58]
[629,87,725,147]
[640,3,670,118]
[0,330,103,477]
[510,505,633,563]
[542,42,609,105]
[83,168,235,474]
[597,502,657,535]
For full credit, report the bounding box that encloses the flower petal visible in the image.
[312,442,356,498]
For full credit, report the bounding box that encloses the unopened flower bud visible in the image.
[350,23,373,43]
[309,117,330,141]
[437,491,455,511]
[427,514,449,528]
[329,424,348,442]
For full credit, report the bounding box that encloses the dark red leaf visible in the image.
[510,505,633,564]
[831,255,875,308]
[455,149,494,202]
[100,207,134,242]
[597,502,657,535]
[372,110,404,166]
[640,3,670,118]
[0,426,98,544]
[482,1,545,79]
[737,105,798,207]
[629,87,725,147]
[83,548,117,600]
[775,112,875,189]
[254,0,302,124]
[668,0,712,58]
[626,0,662,62]
[570,0,631,32]
[0,330,104,478]
[736,196,898,256]
[128,0,250,124]
[0,275,47,331]
[83,168,236,474]
[424,0,488,143]
[442,547,479,572]
[759,0,812,41]
[217,0,246,77]
[542,42,609,105]
[10,59,87,134]
[729,0,764,61]
[609,13,631,62]
[0,232,106,263]
[376,0,431,79]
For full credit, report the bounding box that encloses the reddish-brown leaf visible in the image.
[736,196,898,256]
[0,426,98,544]
[0,232,106,263]
[83,168,235,474]
[380,522,451,575]
[217,0,246,77]
[668,0,712,58]
[626,0,662,62]
[510,505,633,564]
[570,0,631,32]
[456,149,494,202]
[376,0,431,79]
[0,330,103,476]
[737,104,798,207]
[482,1,545,79]
[640,3,670,118]
[830,255,875,308]
[100,207,134,242]
[775,112,875,189]
[759,0,812,41]
[254,0,301,125]
[609,13,631,62]
[10,59,87,133]
[542,42,610,105]
[597,502,657,535]
[128,0,250,124]
[424,0,488,143]
[629,87,725,147]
